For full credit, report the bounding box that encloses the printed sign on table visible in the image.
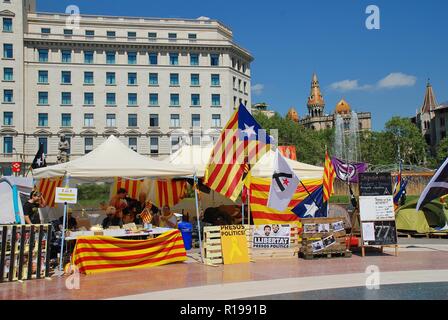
[252,224,291,248]
[55,187,78,204]
[220,225,250,264]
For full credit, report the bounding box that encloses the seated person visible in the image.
[159,205,178,228]
[58,208,78,231]
[102,206,123,229]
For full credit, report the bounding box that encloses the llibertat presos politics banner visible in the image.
[252,224,291,248]
[331,157,368,183]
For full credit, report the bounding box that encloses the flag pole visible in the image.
[58,174,70,274]
[193,175,204,263]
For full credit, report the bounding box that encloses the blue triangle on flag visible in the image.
[291,185,327,218]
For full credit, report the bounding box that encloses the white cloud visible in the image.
[329,72,417,92]
[329,80,372,92]
[377,72,417,89]
[251,84,264,95]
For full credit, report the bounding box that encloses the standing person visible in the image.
[23,191,47,224]
[159,205,178,228]
[109,188,128,218]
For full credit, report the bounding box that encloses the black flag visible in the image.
[31,143,47,169]
[417,157,448,210]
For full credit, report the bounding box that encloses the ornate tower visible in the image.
[307,73,325,118]
[419,79,438,145]
[286,107,299,123]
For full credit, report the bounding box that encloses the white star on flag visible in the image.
[304,202,319,218]
[267,149,301,212]
[242,124,256,139]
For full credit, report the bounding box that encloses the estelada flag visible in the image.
[204,103,271,202]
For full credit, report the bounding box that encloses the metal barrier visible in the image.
[0,224,52,282]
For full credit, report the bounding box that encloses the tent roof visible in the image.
[169,144,324,179]
[33,135,194,180]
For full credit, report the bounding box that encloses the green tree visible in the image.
[360,131,395,165]
[436,137,448,165]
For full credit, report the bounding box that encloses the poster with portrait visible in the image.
[252,224,291,248]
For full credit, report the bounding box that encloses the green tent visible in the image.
[396,199,448,233]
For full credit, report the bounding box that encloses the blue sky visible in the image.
[37,0,448,130]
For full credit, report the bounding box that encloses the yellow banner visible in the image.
[220,225,250,264]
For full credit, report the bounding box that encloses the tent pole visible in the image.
[193,175,204,263]
[58,175,70,273]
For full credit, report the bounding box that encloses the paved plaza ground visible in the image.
[1,238,447,300]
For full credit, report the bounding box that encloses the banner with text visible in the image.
[252,224,291,248]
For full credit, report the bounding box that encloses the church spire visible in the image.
[421,80,438,113]
[307,73,325,117]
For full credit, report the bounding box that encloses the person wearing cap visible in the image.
[23,191,47,224]
[58,208,78,231]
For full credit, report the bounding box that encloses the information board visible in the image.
[359,196,395,221]
[55,187,78,204]
[361,221,397,246]
[359,172,393,196]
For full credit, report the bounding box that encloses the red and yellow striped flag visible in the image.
[111,177,144,199]
[204,104,271,202]
[72,230,187,275]
[248,176,322,225]
[36,177,63,207]
[150,179,187,208]
[323,150,336,202]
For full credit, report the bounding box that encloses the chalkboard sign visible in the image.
[359,172,392,196]
[361,221,397,246]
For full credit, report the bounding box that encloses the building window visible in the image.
[244,81,247,94]
[170,73,179,86]
[106,93,116,106]
[149,93,158,106]
[61,50,71,63]
[84,92,94,105]
[192,136,201,146]
[210,54,219,66]
[188,33,197,40]
[191,94,200,106]
[3,44,13,59]
[38,70,48,83]
[169,53,179,65]
[149,73,158,85]
[61,113,71,127]
[171,136,181,153]
[238,79,242,91]
[168,33,177,40]
[84,137,93,154]
[191,74,200,86]
[233,77,236,89]
[128,31,137,39]
[212,94,221,106]
[85,30,95,37]
[63,29,73,36]
[192,114,200,127]
[106,51,116,64]
[128,114,138,127]
[38,49,48,62]
[170,94,180,106]
[128,93,137,106]
[211,74,220,86]
[3,18,12,32]
[212,114,221,127]
[190,53,199,66]
[41,28,51,34]
[38,91,48,105]
[38,113,48,127]
[84,113,94,127]
[106,72,116,85]
[3,68,13,81]
[3,90,13,103]
[61,92,71,105]
[128,72,137,85]
[128,52,137,64]
[149,53,158,65]
[106,114,116,127]
[170,114,180,128]
[150,137,159,154]
[84,71,94,84]
[129,137,137,151]
[84,51,94,64]
[149,114,159,127]
[148,32,157,39]
[3,137,13,154]
[242,63,247,73]
[107,31,116,39]
[3,112,13,126]
[61,71,71,84]
[38,137,48,154]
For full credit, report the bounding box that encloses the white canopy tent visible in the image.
[169,144,324,179]
[33,135,195,180]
